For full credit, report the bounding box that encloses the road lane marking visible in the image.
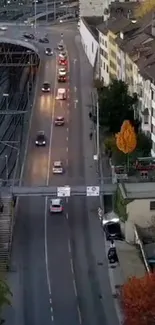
[66,147,68,152]
[70,258,74,274]
[46,53,57,185]
[66,197,68,203]
[44,197,52,296]
[44,55,57,324]
[68,239,71,253]
[67,127,69,132]
[73,279,77,297]
[77,306,82,324]
[66,212,68,220]
[66,136,68,141]
[67,103,69,107]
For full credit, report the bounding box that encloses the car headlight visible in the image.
[36,141,38,144]
[43,141,45,144]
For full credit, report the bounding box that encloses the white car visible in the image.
[58,68,66,76]
[52,161,63,174]
[50,199,63,213]
[0,26,7,31]
[56,88,66,100]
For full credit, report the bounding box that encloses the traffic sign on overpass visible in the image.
[0,184,117,197]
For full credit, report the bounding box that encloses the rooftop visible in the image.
[115,240,146,284]
[109,1,139,20]
[119,182,155,199]
[81,16,103,40]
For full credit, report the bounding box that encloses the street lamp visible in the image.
[5,155,8,180]
[3,93,9,110]
[0,155,8,180]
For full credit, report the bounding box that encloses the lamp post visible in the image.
[34,0,37,35]
[3,93,9,110]
[5,155,8,180]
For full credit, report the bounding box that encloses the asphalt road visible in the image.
[6,24,119,325]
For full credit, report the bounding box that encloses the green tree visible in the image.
[0,279,12,324]
[98,79,137,133]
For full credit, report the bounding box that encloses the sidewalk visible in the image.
[75,34,121,325]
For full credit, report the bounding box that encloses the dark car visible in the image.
[45,48,53,55]
[35,131,46,146]
[23,33,34,40]
[54,116,64,126]
[108,247,118,264]
[58,75,66,82]
[57,44,64,51]
[39,37,49,43]
[42,82,50,92]
[103,221,122,241]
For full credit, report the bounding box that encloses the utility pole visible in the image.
[34,0,37,35]
[46,0,48,23]
[96,101,100,160]
[54,0,56,21]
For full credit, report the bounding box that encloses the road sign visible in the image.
[57,186,71,197]
[98,207,103,218]
[86,186,100,196]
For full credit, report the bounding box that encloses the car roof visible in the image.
[51,199,61,204]
[54,161,62,165]
[38,131,45,135]
[58,88,65,93]
[56,116,64,119]
[59,67,66,70]
[43,81,50,84]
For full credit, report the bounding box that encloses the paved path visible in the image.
[75,34,120,325]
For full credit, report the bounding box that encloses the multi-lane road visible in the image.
[6,24,120,325]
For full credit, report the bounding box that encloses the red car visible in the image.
[59,58,67,66]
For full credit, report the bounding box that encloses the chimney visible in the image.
[152,11,155,37]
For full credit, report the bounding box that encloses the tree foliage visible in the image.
[0,279,12,324]
[122,273,155,325]
[98,80,137,133]
[135,0,155,18]
[116,120,137,154]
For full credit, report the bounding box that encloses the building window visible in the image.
[105,41,107,47]
[152,124,155,134]
[111,49,116,59]
[100,48,103,56]
[92,42,94,53]
[110,60,116,71]
[106,65,109,73]
[150,201,155,210]
[102,39,104,46]
[109,35,116,45]
[144,115,148,124]
[103,62,105,70]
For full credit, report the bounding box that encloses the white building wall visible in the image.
[151,83,155,156]
[127,199,155,228]
[80,19,99,67]
[98,31,109,84]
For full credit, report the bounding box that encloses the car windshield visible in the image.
[43,83,49,88]
[37,134,45,140]
[106,223,121,235]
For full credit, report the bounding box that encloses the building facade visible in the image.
[80,18,99,67]
[98,30,109,84]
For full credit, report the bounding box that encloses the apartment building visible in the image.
[97,12,155,155]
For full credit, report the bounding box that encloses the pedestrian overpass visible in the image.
[0,183,117,197]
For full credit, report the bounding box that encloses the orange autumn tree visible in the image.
[115,120,137,154]
[122,273,155,325]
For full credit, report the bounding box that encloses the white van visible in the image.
[56,88,67,100]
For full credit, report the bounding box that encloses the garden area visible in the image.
[93,79,154,181]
